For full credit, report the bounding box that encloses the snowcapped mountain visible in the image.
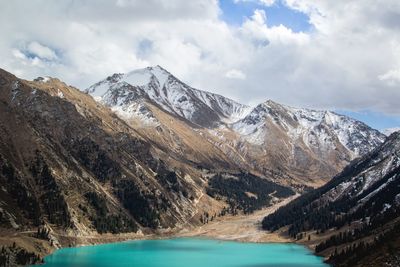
[383,127,400,136]
[86,66,250,127]
[262,132,400,228]
[232,100,385,157]
[86,66,386,186]
[262,131,400,266]
[0,66,393,265]
[312,131,400,209]
[86,67,384,159]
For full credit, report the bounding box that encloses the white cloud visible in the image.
[379,68,400,85]
[12,49,27,60]
[252,9,267,25]
[0,0,399,116]
[225,69,246,80]
[234,0,276,7]
[26,41,58,60]
[240,9,309,46]
[260,0,276,6]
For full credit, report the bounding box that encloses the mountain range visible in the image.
[86,65,385,187]
[0,66,391,266]
[262,131,400,266]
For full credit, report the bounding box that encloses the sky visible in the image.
[0,0,399,131]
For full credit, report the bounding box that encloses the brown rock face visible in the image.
[0,67,385,264]
[0,68,221,239]
[86,66,385,188]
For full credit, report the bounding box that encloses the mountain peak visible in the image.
[131,65,171,76]
[263,99,278,105]
[86,66,250,127]
[260,100,304,113]
[33,76,53,83]
[128,65,171,77]
[123,65,171,88]
[234,99,385,156]
[147,65,168,72]
[261,99,292,111]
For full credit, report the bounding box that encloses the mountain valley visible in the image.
[0,66,392,266]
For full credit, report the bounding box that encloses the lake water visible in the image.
[37,238,329,267]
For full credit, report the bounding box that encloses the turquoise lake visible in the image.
[38,238,329,267]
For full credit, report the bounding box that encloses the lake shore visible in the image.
[175,194,297,243]
[57,194,298,246]
[39,237,329,267]
[0,195,305,264]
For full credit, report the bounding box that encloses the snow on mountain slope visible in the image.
[263,131,400,228]
[262,132,400,266]
[232,100,385,157]
[383,127,400,136]
[323,131,400,204]
[85,66,385,186]
[86,66,250,127]
[86,66,383,159]
[110,100,160,126]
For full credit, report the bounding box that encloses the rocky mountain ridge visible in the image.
[86,66,386,186]
[86,66,251,128]
[0,68,294,265]
[0,66,389,266]
[233,100,383,155]
[262,131,400,266]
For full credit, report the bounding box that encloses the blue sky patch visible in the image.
[137,39,153,59]
[336,109,400,131]
[219,0,312,32]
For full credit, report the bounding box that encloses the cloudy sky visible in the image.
[1,0,400,130]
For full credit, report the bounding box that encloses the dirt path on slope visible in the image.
[177,194,298,243]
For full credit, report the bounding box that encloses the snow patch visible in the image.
[86,65,250,126]
[232,101,384,154]
[149,66,169,87]
[359,176,395,204]
[111,102,159,126]
[382,203,391,213]
[87,82,111,98]
[123,69,152,87]
[383,127,400,136]
[11,81,19,101]
[57,89,64,98]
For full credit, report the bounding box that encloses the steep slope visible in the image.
[0,69,209,232]
[0,66,388,265]
[85,66,258,176]
[233,100,383,155]
[0,68,294,265]
[86,67,385,188]
[86,65,250,128]
[262,131,400,266]
[230,100,385,184]
[0,69,206,262]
